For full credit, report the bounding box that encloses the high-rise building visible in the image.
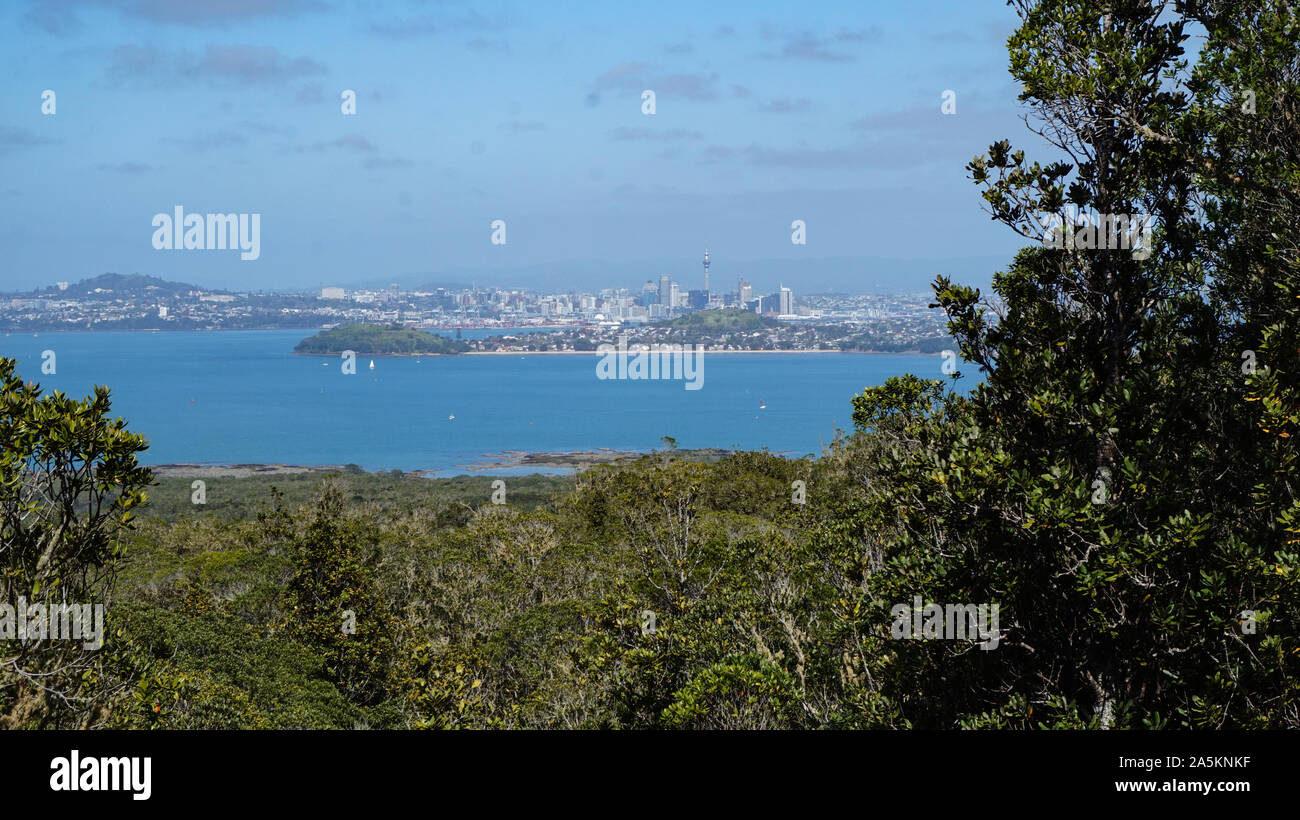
[779,286,793,315]
[738,279,752,303]
[659,275,672,306]
[702,249,710,294]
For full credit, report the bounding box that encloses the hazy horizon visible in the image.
[5,252,1004,297]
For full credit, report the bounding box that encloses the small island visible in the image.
[294,323,469,356]
[657,308,778,334]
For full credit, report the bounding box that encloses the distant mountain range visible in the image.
[7,254,1007,300]
[347,255,1007,296]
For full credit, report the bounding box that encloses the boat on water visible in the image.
[369,360,375,370]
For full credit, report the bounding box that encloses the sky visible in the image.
[0,0,1037,294]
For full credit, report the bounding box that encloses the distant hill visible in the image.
[6,273,213,300]
[294,323,468,356]
[654,308,777,332]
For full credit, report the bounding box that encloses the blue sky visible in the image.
[0,0,1035,293]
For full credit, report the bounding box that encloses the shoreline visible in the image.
[147,463,349,478]
[293,348,941,357]
[293,350,456,358]
[8,329,944,356]
[147,448,746,479]
[1,326,571,337]
[446,447,734,472]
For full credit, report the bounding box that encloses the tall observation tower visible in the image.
[702,248,711,294]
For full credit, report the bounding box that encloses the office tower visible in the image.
[738,279,752,303]
[659,274,672,305]
[779,286,793,315]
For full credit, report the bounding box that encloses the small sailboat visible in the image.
[369,360,375,370]
[448,414,455,420]
[759,399,767,410]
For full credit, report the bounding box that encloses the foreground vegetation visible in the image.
[2,0,1296,729]
[141,471,575,523]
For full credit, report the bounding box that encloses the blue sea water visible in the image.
[0,330,952,476]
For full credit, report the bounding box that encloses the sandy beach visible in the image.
[148,463,348,478]
[148,448,738,478]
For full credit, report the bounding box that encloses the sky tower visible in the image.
[702,248,710,294]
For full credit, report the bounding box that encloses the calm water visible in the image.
[0,330,950,475]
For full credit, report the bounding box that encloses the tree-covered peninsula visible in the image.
[294,323,468,356]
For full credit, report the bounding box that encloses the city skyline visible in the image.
[2,266,952,345]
